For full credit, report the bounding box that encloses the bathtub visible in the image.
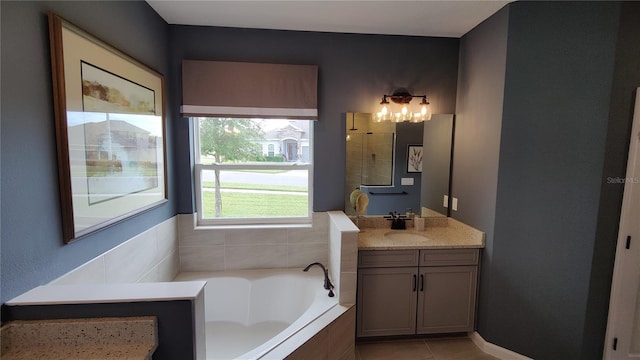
[173,268,338,360]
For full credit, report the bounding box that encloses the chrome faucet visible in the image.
[303,262,335,297]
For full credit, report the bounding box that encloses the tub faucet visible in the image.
[303,262,335,297]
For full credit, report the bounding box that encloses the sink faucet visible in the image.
[303,262,335,297]
[385,211,407,230]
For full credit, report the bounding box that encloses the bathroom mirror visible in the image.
[344,112,454,218]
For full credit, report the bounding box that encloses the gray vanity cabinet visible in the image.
[357,248,479,338]
[356,250,419,337]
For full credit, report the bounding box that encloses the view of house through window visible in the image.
[193,117,312,224]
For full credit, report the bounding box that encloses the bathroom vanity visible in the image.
[355,217,484,338]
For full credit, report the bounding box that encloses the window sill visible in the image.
[194,222,313,231]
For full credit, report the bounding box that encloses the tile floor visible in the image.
[356,336,499,360]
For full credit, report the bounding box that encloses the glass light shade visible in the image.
[376,97,431,122]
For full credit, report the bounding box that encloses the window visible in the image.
[193,117,313,226]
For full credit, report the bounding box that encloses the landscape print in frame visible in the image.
[49,13,167,243]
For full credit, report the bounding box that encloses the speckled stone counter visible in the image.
[1,316,157,360]
[356,217,485,250]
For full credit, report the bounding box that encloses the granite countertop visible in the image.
[1,317,158,360]
[356,217,485,250]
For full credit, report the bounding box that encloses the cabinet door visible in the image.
[357,267,417,337]
[416,266,477,334]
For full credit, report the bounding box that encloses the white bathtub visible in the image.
[174,268,338,360]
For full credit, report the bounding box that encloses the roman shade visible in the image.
[181,60,318,120]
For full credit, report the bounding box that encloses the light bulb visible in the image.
[401,105,408,115]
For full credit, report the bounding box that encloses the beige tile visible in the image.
[329,235,342,274]
[177,213,196,238]
[287,243,328,268]
[180,227,225,247]
[225,244,287,269]
[50,256,106,285]
[156,217,178,261]
[225,228,287,245]
[340,231,358,272]
[137,265,159,283]
[312,211,329,228]
[337,344,356,360]
[426,337,498,360]
[285,327,329,360]
[357,339,434,360]
[157,249,180,281]
[287,226,329,244]
[179,245,225,272]
[287,213,329,244]
[105,229,157,283]
[178,214,225,246]
[329,307,356,359]
[338,271,357,305]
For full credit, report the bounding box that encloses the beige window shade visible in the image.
[181,60,318,120]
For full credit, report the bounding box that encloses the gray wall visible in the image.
[494,2,619,358]
[168,26,460,214]
[0,1,175,303]
[452,5,509,347]
[455,2,639,358]
[584,2,640,357]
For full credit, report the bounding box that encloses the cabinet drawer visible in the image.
[358,250,419,268]
[419,249,479,266]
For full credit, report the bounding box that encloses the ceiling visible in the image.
[146,1,511,38]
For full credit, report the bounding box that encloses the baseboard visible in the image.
[469,332,534,360]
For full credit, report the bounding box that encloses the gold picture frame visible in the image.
[49,13,167,243]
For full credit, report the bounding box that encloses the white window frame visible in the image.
[192,117,314,227]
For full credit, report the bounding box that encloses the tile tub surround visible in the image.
[267,305,356,360]
[328,211,359,306]
[49,217,179,285]
[24,211,357,359]
[51,212,336,284]
[356,217,485,250]
[179,211,359,306]
[1,316,158,360]
[178,212,330,272]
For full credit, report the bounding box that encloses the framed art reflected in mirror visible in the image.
[407,145,423,173]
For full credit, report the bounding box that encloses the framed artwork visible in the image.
[407,145,423,173]
[49,13,167,243]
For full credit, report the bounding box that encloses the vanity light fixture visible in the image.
[376,88,432,123]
